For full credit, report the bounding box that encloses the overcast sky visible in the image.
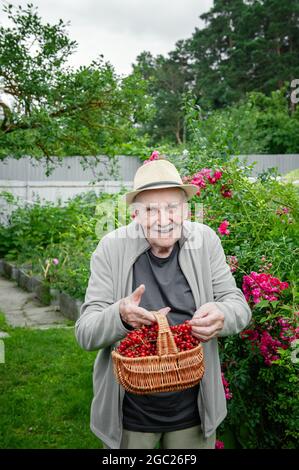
[1,0,213,76]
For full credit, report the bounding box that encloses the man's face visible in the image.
[132,187,188,249]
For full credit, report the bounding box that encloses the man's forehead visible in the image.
[142,200,181,206]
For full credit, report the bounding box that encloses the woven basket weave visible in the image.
[111,311,205,395]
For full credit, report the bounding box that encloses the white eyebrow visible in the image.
[145,201,181,208]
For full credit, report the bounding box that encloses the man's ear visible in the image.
[131,201,143,219]
[130,207,140,223]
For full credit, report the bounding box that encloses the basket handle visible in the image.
[152,311,178,356]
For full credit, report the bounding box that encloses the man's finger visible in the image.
[130,284,145,304]
[193,333,209,343]
[191,303,219,321]
[131,305,157,323]
[191,325,216,337]
[139,319,152,326]
[192,327,213,342]
[190,313,218,327]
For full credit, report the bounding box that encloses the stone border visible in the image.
[0,259,82,321]
[58,292,82,321]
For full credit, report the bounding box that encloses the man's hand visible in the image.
[189,302,225,342]
[119,284,171,329]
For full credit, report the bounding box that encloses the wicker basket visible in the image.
[111,311,205,395]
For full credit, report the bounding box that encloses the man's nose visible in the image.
[158,208,171,225]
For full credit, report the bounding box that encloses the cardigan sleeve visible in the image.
[75,236,133,351]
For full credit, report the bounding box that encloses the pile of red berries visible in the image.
[116,320,200,358]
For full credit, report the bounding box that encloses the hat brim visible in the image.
[122,183,199,206]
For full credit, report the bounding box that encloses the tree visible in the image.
[131,40,194,145]
[130,1,299,144]
[188,0,299,108]
[183,86,299,157]
[0,3,150,174]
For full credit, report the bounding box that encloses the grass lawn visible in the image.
[0,311,237,449]
[0,312,101,449]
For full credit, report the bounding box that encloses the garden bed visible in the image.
[0,259,82,321]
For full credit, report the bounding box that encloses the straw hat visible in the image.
[122,159,198,206]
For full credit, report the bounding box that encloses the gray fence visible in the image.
[0,155,142,182]
[0,154,298,212]
[0,155,140,223]
[237,154,299,176]
[0,154,298,183]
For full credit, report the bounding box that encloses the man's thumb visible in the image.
[157,306,171,316]
[130,284,145,303]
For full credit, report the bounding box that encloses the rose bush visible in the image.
[163,107,299,448]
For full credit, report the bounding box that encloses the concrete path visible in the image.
[0,276,71,329]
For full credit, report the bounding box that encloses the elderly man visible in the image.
[75,158,252,449]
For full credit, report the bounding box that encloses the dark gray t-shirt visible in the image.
[122,240,201,432]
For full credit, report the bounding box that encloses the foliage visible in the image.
[0,190,99,261]
[218,301,299,448]
[130,0,299,146]
[154,86,299,155]
[186,0,299,108]
[131,45,193,145]
[163,110,299,448]
[0,189,132,299]
[0,3,152,174]
[2,2,298,155]
[0,313,100,448]
[283,169,299,183]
